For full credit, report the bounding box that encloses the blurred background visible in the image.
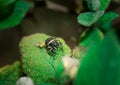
[0,0,120,67]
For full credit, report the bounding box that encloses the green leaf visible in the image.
[78,11,104,26]
[0,0,31,29]
[99,12,119,23]
[19,33,71,84]
[85,0,100,11]
[0,61,22,85]
[100,21,112,31]
[79,28,104,59]
[75,30,120,85]
[98,12,119,31]
[0,5,13,21]
[80,28,104,48]
[100,0,110,10]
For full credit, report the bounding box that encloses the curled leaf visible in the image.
[0,0,31,29]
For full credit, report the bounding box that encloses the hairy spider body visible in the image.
[45,37,62,54]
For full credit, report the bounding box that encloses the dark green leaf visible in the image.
[100,0,110,10]
[99,12,119,23]
[98,12,119,31]
[0,5,13,21]
[100,22,112,31]
[0,0,31,29]
[0,0,16,7]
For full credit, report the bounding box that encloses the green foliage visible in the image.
[100,22,112,31]
[76,1,120,85]
[85,0,100,11]
[98,12,119,31]
[99,12,119,22]
[75,30,120,85]
[80,28,104,48]
[78,11,104,26]
[72,28,105,66]
[0,61,22,85]
[0,0,16,7]
[0,0,119,85]
[78,0,111,27]
[19,33,71,85]
[78,28,104,60]
[100,0,110,10]
[0,0,31,29]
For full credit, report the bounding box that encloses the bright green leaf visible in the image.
[78,11,104,26]
[79,28,104,59]
[0,0,31,29]
[80,28,104,48]
[75,30,120,85]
